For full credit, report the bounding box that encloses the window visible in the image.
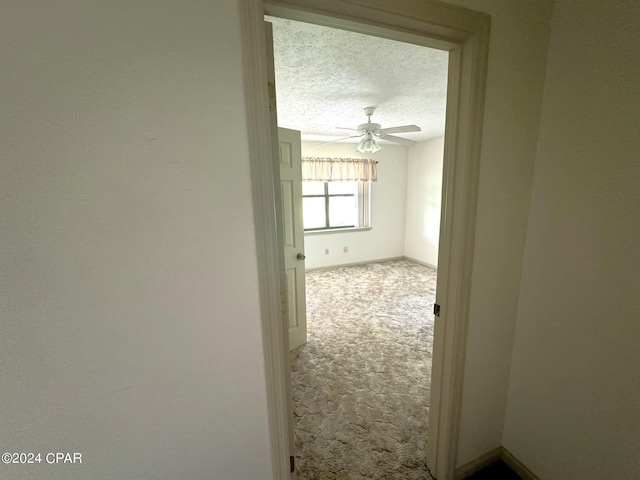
[300,157,375,232]
[302,181,371,231]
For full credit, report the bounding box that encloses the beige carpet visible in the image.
[291,260,436,479]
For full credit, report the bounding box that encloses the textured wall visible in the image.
[503,0,640,477]
[0,1,272,478]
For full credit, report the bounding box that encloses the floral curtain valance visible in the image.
[301,157,377,182]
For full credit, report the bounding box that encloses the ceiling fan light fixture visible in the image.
[326,106,420,152]
[356,135,381,153]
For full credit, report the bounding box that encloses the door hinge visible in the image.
[434,303,441,317]
[268,81,277,112]
[290,455,295,473]
[280,293,287,314]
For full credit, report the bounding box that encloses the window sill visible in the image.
[304,227,372,236]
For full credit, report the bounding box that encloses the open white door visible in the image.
[265,21,307,354]
[277,127,307,350]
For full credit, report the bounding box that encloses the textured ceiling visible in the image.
[267,16,449,145]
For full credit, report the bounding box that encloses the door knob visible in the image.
[297,253,306,261]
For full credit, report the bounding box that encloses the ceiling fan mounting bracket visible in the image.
[363,106,376,117]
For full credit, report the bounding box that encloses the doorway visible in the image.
[240,1,490,478]
[268,15,448,477]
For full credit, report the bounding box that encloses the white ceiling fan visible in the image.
[320,106,421,153]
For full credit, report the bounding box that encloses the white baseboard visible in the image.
[454,446,539,480]
[305,256,438,272]
[305,256,405,272]
[403,255,438,270]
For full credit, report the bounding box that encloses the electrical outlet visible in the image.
[343,246,348,253]
[325,249,329,255]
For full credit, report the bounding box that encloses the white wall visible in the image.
[503,1,640,478]
[433,0,554,466]
[301,141,408,269]
[0,1,272,479]
[404,137,444,267]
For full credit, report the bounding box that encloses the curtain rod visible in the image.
[302,156,379,164]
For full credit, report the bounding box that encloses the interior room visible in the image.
[2,1,637,480]
[268,16,448,477]
[268,16,448,268]
[299,138,444,270]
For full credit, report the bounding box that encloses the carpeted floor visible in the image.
[291,260,437,479]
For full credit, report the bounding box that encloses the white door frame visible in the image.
[239,1,490,478]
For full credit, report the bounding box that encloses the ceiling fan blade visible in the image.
[335,127,358,131]
[382,134,417,146]
[380,125,421,135]
[317,135,362,147]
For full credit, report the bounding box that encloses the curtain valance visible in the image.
[301,157,377,182]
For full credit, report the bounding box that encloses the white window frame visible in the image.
[302,181,371,233]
